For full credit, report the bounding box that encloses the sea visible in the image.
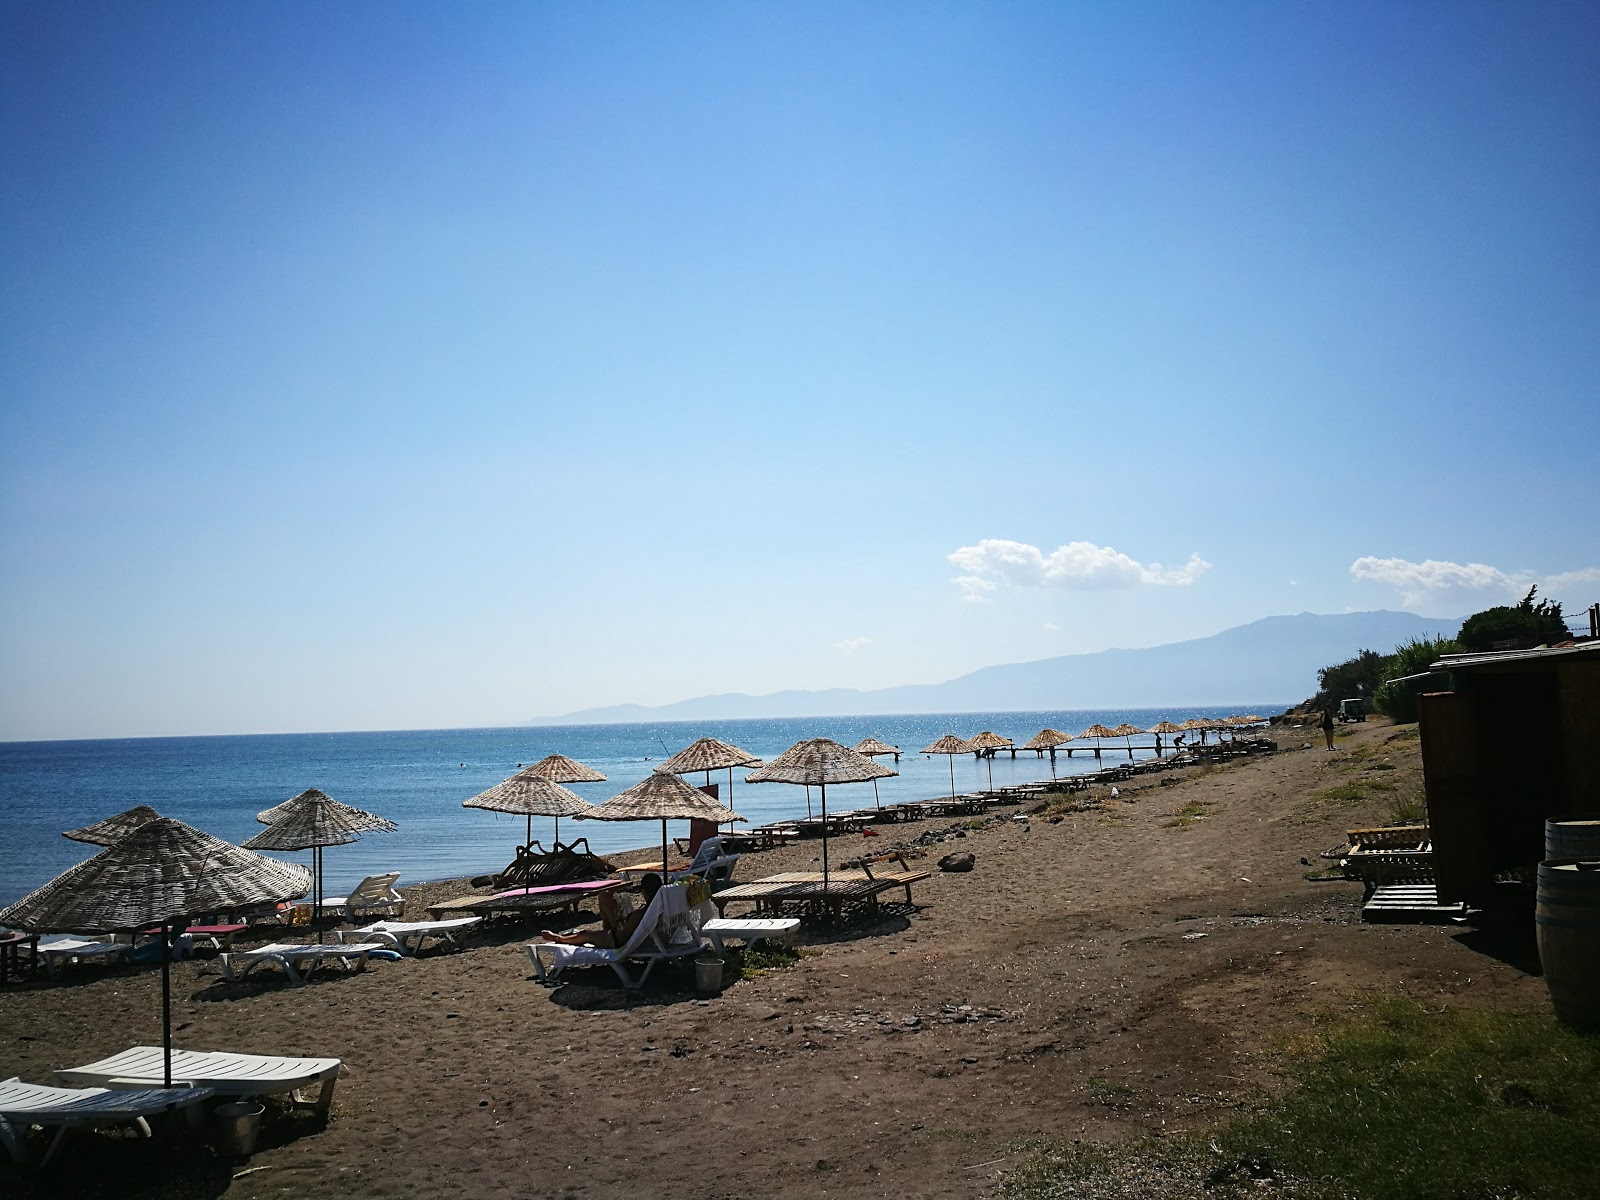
[0,706,1279,909]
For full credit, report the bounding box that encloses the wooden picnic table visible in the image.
[719,826,800,852]
[711,869,930,920]
[426,879,625,921]
[0,931,38,982]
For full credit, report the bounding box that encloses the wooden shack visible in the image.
[1418,642,1600,908]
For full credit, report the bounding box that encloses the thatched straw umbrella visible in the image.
[851,738,901,807]
[464,768,594,856]
[244,790,396,941]
[1111,723,1145,760]
[746,739,896,885]
[964,731,1013,791]
[852,737,900,762]
[1177,718,1212,746]
[577,770,743,879]
[1148,721,1184,756]
[1080,724,1118,761]
[526,754,607,785]
[1021,729,1073,777]
[63,805,163,846]
[0,818,311,1086]
[921,734,969,799]
[657,738,763,831]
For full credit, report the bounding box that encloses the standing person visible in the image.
[1321,708,1336,751]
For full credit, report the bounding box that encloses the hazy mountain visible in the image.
[536,610,1459,725]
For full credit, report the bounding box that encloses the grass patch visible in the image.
[717,940,803,982]
[1096,801,1129,828]
[1164,801,1211,829]
[1084,1075,1136,1105]
[1294,778,1397,822]
[1000,997,1600,1200]
[1386,787,1428,825]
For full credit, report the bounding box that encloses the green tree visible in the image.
[1374,635,1460,723]
[1457,587,1568,652]
[1314,649,1394,711]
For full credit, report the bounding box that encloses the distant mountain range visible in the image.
[536,610,1459,725]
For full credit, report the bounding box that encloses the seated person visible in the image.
[537,874,661,948]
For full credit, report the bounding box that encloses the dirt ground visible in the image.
[0,720,1552,1198]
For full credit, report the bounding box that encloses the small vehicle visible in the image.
[1338,698,1367,723]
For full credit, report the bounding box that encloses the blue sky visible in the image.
[2,2,1597,740]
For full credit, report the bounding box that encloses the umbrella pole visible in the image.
[873,778,880,809]
[986,756,994,792]
[553,813,560,851]
[527,813,533,851]
[162,923,173,1087]
[661,819,669,879]
[316,845,325,946]
[805,784,813,819]
[948,756,955,800]
[820,780,829,887]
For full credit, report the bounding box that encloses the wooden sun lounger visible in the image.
[426,879,625,921]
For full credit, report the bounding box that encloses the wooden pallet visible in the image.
[1362,882,1466,924]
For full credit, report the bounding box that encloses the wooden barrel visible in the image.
[1545,820,1600,862]
[1536,861,1600,1030]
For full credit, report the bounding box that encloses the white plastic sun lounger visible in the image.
[56,1046,343,1116]
[37,938,132,980]
[700,917,801,951]
[525,884,711,990]
[220,941,387,984]
[0,1076,214,1169]
[336,916,481,955]
[322,873,405,920]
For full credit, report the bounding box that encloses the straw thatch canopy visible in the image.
[921,734,969,755]
[1021,729,1074,750]
[255,788,396,833]
[1149,721,1184,734]
[657,738,763,776]
[526,754,607,784]
[243,804,390,854]
[1080,724,1119,739]
[1110,724,1145,737]
[746,739,897,786]
[852,737,900,757]
[62,805,163,847]
[964,731,1013,751]
[463,769,593,818]
[0,818,311,934]
[578,770,744,824]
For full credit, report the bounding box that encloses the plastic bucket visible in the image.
[1536,860,1600,1031]
[694,957,724,995]
[211,1101,265,1159]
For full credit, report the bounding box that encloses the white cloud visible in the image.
[833,636,871,655]
[1349,556,1600,609]
[1042,622,1059,632]
[1547,567,1600,592]
[948,539,1211,597]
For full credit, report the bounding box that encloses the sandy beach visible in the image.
[1,720,1549,1198]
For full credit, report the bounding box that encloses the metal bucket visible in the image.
[694,956,724,995]
[211,1101,265,1159]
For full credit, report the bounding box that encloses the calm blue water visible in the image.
[0,707,1275,909]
